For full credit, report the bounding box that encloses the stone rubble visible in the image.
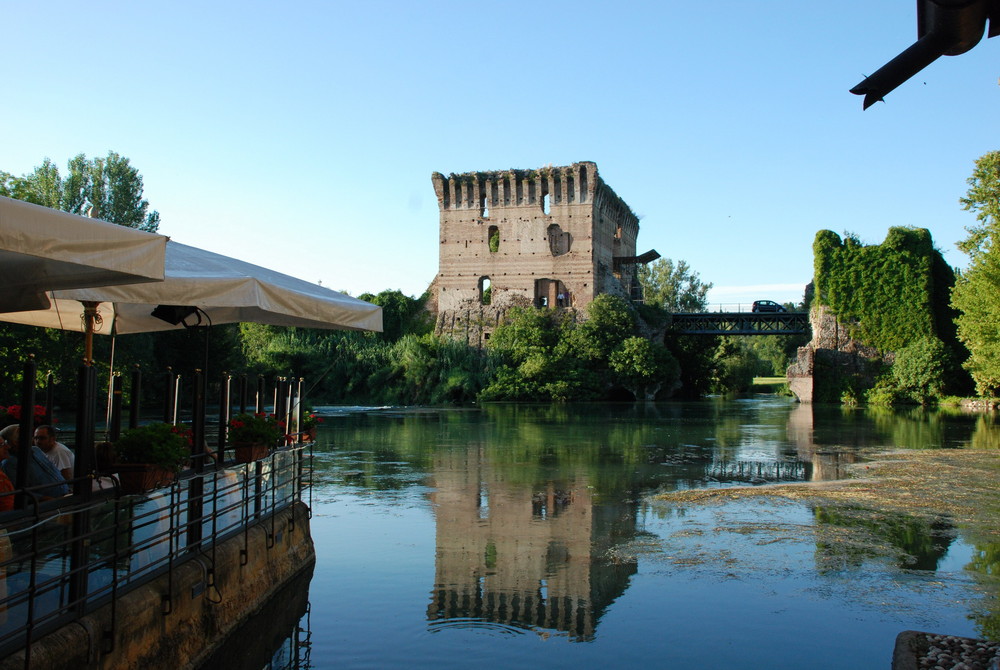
[915,633,999,670]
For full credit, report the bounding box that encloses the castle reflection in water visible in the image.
[426,445,637,641]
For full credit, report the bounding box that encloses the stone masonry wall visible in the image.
[787,305,887,403]
[430,162,640,343]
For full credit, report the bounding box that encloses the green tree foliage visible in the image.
[711,337,757,394]
[812,227,968,402]
[637,258,712,312]
[357,290,432,342]
[958,151,1000,258]
[663,335,718,398]
[953,151,1000,396]
[609,337,680,400]
[813,227,951,352]
[1,152,160,231]
[483,295,680,402]
[952,253,1000,396]
[891,336,952,404]
[734,335,803,377]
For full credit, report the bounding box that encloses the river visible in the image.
[223,397,1000,669]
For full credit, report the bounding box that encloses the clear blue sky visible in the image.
[4,2,998,308]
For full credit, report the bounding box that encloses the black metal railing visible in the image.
[0,439,312,665]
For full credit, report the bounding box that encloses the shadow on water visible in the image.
[196,562,314,670]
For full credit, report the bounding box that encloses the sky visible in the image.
[4,2,999,310]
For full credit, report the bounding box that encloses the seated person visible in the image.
[34,425,74,481]
[0,425,70,499]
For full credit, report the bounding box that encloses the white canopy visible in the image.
[0,195,167,312]
[0,240,382,334]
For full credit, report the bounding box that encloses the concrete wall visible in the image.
[1,502,315,670]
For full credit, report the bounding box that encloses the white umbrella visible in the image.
[0,240,382,335]
[0,195,167,312]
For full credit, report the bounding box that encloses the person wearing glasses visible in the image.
[0,425,69,499]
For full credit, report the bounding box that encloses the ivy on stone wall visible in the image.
[812,227,950,353]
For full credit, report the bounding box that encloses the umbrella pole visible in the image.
[104,329,117,439]
[82,301,100,366]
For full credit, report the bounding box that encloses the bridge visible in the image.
[669,311,809,335]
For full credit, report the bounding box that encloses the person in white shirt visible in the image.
[34,425,74,481]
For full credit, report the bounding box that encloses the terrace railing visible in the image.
[0,358,315,667]
[0,444,312,665]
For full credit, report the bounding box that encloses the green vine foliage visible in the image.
[812,227,953,353]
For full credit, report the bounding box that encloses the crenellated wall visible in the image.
[430,162,642,343]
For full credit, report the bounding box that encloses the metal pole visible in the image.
[44,372,53,427]
[238,374,248,415]
[275,378,288,443]
[69,364,96,612]
[217,373,231,456]
[296,378,304,444]
[14,357,36,509]
[256,375,265,414]
[173,375,182,425]
[187,370,206,548]
[163,367,175,424]
[108,373,123,442]
[129,365,141,429]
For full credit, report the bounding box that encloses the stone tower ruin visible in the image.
[428,161,658,343]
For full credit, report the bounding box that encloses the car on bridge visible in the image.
[751,300,787,313]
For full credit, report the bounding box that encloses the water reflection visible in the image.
[811,506,955,571]
[300,400,1000,665]
[787,403,861,481]
[426,446,637,641]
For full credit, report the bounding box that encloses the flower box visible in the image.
[233,442,270,463]
[115,463,176,494]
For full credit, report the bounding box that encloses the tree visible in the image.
[952,252,1000,395]
[953,151,1000,396]
[891,336,951,403]
[0,152,160,231]
[637,258,712,312]
[356,290,432,342]
[958,151,1000,259]
[566,295,636,363]
[609,336,680,400]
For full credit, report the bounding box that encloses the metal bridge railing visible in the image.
[0,443,312,665]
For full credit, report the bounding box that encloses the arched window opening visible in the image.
[480,276,492,305]
[488,225,499,253]
[481,192,489,218]
[542,192,550,215]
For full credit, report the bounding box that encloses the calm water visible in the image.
[243,398,1000,670]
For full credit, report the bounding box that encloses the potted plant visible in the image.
[228,412,284,462]
[300,409,322,442]
[113,422,192,494]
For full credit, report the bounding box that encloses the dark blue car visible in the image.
[751,300,787,313]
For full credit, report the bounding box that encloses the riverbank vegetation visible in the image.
[806,150,1000,406]
[5,150,1000,408]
